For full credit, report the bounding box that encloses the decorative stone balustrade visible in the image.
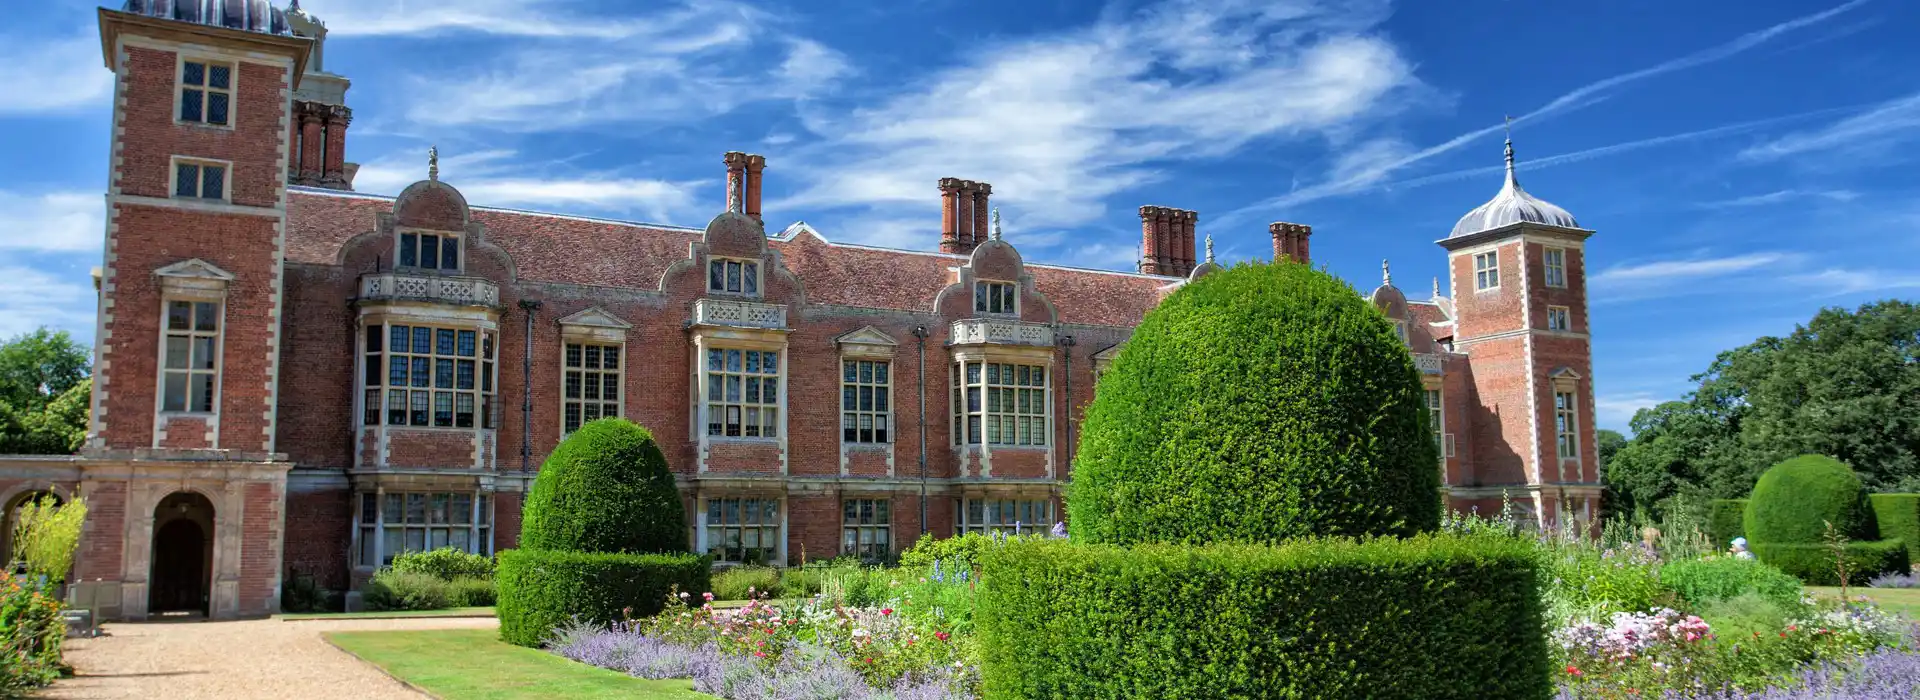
[359,272,500,307]
[950,318,1055,347]
[692,298,788,330]
[1414,353,1444,375]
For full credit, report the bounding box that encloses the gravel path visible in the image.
[38,616,499,700]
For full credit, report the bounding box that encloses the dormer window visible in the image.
[399,231,460,272]
[974,281,1017,315]
[708,257,760,296]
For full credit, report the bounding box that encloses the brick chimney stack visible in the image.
[1271,222,1314,264]
[744,154,766,223]
[939,178,991,254]
[1138,206,1198,276]
[725,151,748,213]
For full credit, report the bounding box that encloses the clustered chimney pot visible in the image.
[940,178,992,255]
[1270,222,1313,264]
[1138,206,1199,276]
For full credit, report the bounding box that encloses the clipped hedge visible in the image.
[1869,494,1920,564]
[1749,540,1909,586]
[1657,556,1802,607]
[1744,455,1876,545]
[1070,261,1440,546]
[1708,499,1748,549]
[496,548,710,648]
[977,535,1547,700]
[519,418,685,555]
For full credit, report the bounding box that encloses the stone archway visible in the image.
[150,491,215,617]
[2,490,64,572]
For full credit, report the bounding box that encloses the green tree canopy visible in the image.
[0,328,90,411]
[1068,261,1440,546]
[1604,300,1920,518]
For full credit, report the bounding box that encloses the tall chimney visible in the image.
[1270,222,1314,264]
[955,181,976,251]
[1138,206,1163,275]
[1178,210,1198,274]
[1138,206,1199,276]
[744,154,766,223]
[724,151,748,213]
[320,105,352,188]
[939,178,963,253]
[971,182,992,249]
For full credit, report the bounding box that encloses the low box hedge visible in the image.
[1749,539,1909,586]
[496,548,711,648]
[1869,494,1920,564]
[1708,499,1747,549]
[977,534,1548,700]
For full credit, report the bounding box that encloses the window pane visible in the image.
[180,89,203,122]
[388,389,406,425]
[726,376,741,401]
[164,336,190,370]
[207,63,230,89]
[457,360,475,390]
[412,327,432,354]
[399,234,417,267]
[420,235,440,269]
[434,359,453,388]
[191,301,217,331]
[365,355,382,387]
[743,262,758,295]
[183,61,206,86]
[162,373,187,412]
[455,394,474,428]
[441,236,459,271]
[726,349,741,372]
[874,363,888,384]
[411,391,429,425]
[207,92,229,126]
[744,350,758,374]
[762,377,777,402]
[191,337,217,370]
[168,301,193,330]
[745,377,760,403]
[189,373,214,412]
[709,260,724,290]
[974,282,987,312]
[457,331,476,357]
[175,162,199,197]
[842,386,856,411]
[434,392,453,427]
[436,329,455,356]
[726,261,741,292]
[761,351,777,371]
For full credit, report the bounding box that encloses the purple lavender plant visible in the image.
[1866,571,1919,588]
[1049,521,1068,539]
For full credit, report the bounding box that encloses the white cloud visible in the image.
[774,0,1420,234]
[308,0,753,39]
[1234,0,1867,214]
[351,149,703,223]
[1698,189,1860,209]
[0,191,103,253]
[369,3,844,131]
[0,266,96,341]
[0,32,114,114]
[1592,252,1792,285]
[1596,392,1668,431]
[1787,268,1920,296]
[1737,91,1920,164]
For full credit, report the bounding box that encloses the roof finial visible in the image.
[729,168,744,213]
[1432,276,1441,300]
[991,208,1002,241]
[1204,234,1215,264]
[1503,116,1518,186]
[427,145,439,181]
[1382,259,1392,286]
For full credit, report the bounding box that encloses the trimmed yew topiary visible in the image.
[1068,261,1441,545]
[1743,454,1876,545]
[519,418,686,554]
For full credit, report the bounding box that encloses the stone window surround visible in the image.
[167,155,232,204]
[706,255,763,298]
[841,497,891,562]
[351,489,494,569]
[174,53,236,131]
[394,226,463,274]
[1551,373,1582,473]
[1547,305,1571,332]
[1473,251,1500,292]
[1543,246,1568,289]
[697,494,784,565]
[152,259,235,447]
[973,279,1019,316]
[958,497,1054,535]
[950,355,1051,449]
[353,307,501,434]
[557,307,632,438]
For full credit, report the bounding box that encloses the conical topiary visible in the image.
[1069,261,1441,545]
[518,418,685,554]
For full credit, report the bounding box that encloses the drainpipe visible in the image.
[518,299,541,472]
[912,325,930,536]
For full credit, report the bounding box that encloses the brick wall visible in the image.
[74,481,127,582]
[283,485,351,589]
[241,481,281,614]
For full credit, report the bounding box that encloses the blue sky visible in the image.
[2,0,1918,432]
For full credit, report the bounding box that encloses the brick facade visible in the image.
[0,3,1599,618]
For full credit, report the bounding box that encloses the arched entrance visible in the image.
[2,490,64,574]
[150,491,215,617]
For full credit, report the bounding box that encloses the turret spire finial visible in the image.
[1204,234,1215,263]
[991,208,1002,241]
[1432,276,1441,300]
[428,145,439,181]
[1503,116,1518,186]
[1382,259,1392,285]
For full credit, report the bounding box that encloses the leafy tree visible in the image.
[0,329,90,411]
[1604,300,1920,517]
[0,379,89,455]
[1597,429,1627,471]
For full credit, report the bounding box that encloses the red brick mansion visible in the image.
[0,1,1599,619]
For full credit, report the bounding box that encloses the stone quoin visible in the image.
[0,1,1600,618]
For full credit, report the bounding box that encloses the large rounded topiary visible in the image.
[1068,261,1441,546]
[519,418,686,553]
[1744,454,1876,544]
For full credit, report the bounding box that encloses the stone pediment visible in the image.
[835,326,897,347]
[154,259,236,299]
[154,258,236,282]
[558,306,633,330]
[1549,367,1583,380]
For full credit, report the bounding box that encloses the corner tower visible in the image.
[1438,136,1598,529]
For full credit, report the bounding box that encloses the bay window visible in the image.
[952,361,1048,446]
[362,323,495,429]
[706,348,780,438]
[706,497,780,565]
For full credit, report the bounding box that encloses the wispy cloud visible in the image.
[1737,91,1920,164]
[1697,189,1860,209]
[1788,267,1920,296]
[0,32,114,114]
[1233,0,1867,215]
[313,0,736,39]
[0,266,96,340]
[384,3,845,131]
[1590,252,1798,303]
[0,191,102,253]
[351,150,703,223]
[773,0,1421,247]
[1596,392,1668,431]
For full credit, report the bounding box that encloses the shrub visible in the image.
[1744,455,1876,545]
[446,576,496,607]
[496,548,710,647]
[362,569,453,611]
[1708,498,1748,549]
[8,493,86,584]
[977,534,1546,699]
[711,565,781,601]
[1658,557,1802,607]
[280,571,341,613]
[899,532,999,572]
[1868,493,1920,564]
[1749,540,1909,586]
[0,573,65,695]
[1539,547,1669,623]
[1069,261,1441,546]
[519,418,685,554]
[1693,592,1799,643]
[390,547,494,581]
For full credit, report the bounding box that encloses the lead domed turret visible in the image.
[120,0,293,35]
[1448,138,1579,238]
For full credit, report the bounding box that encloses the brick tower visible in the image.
[1437,137,1599,530]
[76,0,312,619]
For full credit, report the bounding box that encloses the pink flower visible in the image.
[703,592,715,601]
[882,608,893,616]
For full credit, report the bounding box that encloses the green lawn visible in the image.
[325,628,714,700]
[280,606,496,621]
[1808,585,1920,619]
